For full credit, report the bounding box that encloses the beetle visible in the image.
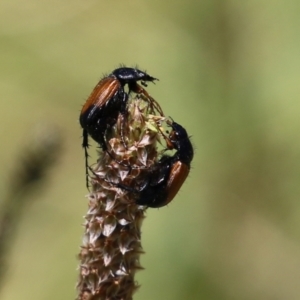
[108,120,194,208]
[79,67,162,187]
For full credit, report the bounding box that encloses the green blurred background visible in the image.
[1,1,300,299]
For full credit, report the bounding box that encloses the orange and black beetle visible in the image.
[111,120,194,208]
[79,67,161,187]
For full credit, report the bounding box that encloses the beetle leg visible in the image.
[131,83,164,116]
[104,175,147,195]
[82,129,91,189]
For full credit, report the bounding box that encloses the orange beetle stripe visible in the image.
[165,162,190,205]
[81,77,121,114]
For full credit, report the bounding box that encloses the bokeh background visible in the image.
[1,1,300,299]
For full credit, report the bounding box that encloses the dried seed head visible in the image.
[77,97,164,300]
